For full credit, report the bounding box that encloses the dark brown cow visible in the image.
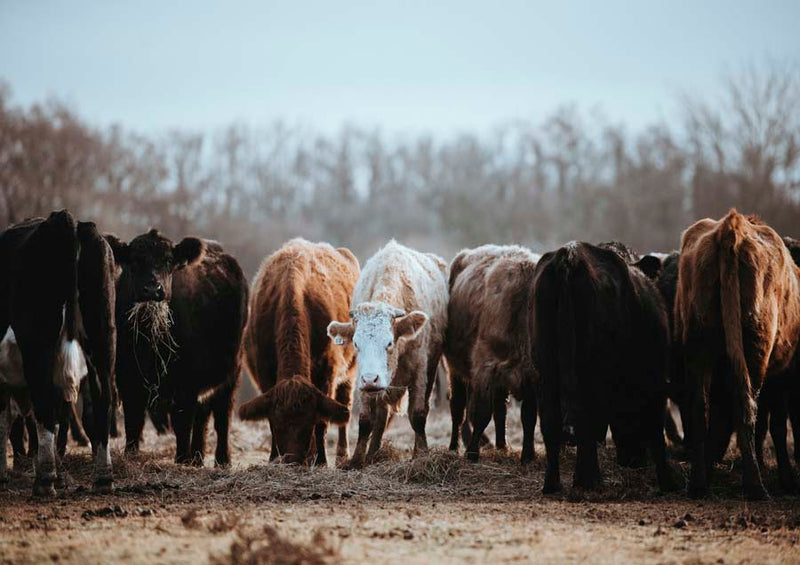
[239,239,359,465]
[445,245,539,463]
[106,230,247,466]
[532,241,676,494]
[675,210,800,499]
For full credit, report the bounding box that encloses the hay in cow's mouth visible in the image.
[127,301,178,399]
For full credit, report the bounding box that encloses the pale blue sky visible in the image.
[1,0,797,135]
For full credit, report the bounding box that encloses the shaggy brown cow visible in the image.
[445,245,539,463]
[239,239,359,465]
[675,210,800,499]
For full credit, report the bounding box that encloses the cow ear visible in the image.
[238,389,275,421]
[635,255,662,280]
[315,393,350,424]
[327,321,354,346]
[393,310,428,341]
[104,234,130,264]
[173,237,206,269]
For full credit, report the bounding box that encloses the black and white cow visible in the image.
[0,211,116,496]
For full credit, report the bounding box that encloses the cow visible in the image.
[328,240,448,468]
[445,245,539,463]
[237,239,358,465]
[532,241,676,494]
[0,211,116,496]
[675,210,800,499]
[105,229,247,466]
[635,251,693,450]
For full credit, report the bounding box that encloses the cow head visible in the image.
[238,376,349,464]
[327,302,428,393]
[105,230,205,303]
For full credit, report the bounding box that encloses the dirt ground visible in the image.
[1,407,799,564]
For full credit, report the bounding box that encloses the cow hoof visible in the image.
[743,484,769,501]
[93,477,115,494]
[687,484,709,499]
[520,449,535,465]
[542,479,562,494]
[54,476,67,490]
[465,451,479,463]
[779,474,798,495]
[342,458,363,471]
[32,480,57,498]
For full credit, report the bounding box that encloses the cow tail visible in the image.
[557,249,578,397]
[47,211,86,402]
[718,210,755,426]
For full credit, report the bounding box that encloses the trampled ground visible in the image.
[1,407,799,564]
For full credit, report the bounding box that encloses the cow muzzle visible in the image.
[138,282,165,302]
[359,373,385,392]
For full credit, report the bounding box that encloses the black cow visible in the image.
[0,211,116,496]
[106,230,247,466]
[532,241,676,493]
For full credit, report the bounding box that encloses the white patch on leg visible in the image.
[0,329,25,388]
[36,422,57,479]
[56,339,87,403]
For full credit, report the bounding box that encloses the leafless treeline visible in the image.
[1,62,798,277]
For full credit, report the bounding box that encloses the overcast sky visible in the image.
[1,1,797,136]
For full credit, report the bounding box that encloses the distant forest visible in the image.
[1,62,798,276]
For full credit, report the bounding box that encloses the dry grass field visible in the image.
[2,406,799,564]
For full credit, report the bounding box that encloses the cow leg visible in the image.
[19,342,60,497]
[365,400,389,463]
[314,422,328,467]
[573,404,601,490]
[465,385,492,462]
[56,406,70,459]
[172,393,199,465]
[664,402,683,447]
[540,380,563,494]
[212,386,234,468]
[408,357,438,458]
[0,391,9,484]
[448,372,467,452]
[190,402,211,467]
[69,402,89,447]
[121,385,146,455]
[10,413,28,471]
[334,382,351,464]
[520,385,537,464]
[768,396,796,493]
[493,388,508,451]
[269,431,279,461]
[790,397,800,468]
[755,390,770,469]
[84,363,113,493]
[647,397,679,492]
[346,393,373,469]
[687,354,712,499]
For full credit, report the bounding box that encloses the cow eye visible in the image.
[386,341,393,350]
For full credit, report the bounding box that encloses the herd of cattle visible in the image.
[1,208,799,502]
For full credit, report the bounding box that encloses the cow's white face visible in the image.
[328,302,428,392]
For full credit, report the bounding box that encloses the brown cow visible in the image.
[445,245,539,463]
[675,210,800,499]
[238,239,359,465]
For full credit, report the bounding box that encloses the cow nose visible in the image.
[154,283,165,300]
[360,373,382,391]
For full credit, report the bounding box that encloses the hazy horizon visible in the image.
[2,1,798,136]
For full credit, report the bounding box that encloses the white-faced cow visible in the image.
[328,240,448,468]
[0,211,116,496]
[445,245,540,463]
[105,230,247,466]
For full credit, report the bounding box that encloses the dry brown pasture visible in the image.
[1,407,799,564]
